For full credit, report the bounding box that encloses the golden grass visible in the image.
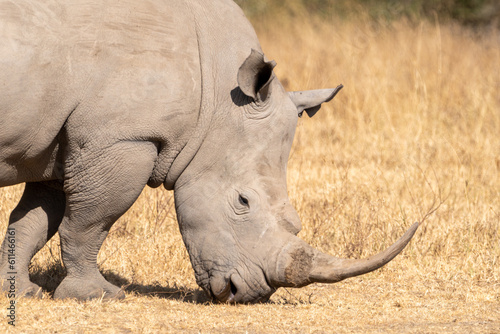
[1,15,499,333]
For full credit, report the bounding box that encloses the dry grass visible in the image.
[1,13,500,333]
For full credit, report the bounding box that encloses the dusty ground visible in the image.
[1,9,499,334]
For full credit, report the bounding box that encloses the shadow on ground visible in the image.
[29,261,211,304]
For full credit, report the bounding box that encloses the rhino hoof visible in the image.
[18,283,44,298]
[54,277,125,301]
[2,280,43,298]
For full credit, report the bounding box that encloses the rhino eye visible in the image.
[238,195,249,207]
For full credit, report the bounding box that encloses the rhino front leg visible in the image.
[0,182,65,297]
[53,141,157,300]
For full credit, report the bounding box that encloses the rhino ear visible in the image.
[289,85,343,117]
[237,49,277,102]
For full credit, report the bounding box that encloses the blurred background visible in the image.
[235,0,500,26]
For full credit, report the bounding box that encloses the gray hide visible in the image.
[0,0,418,303]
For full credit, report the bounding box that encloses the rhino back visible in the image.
[0,0,202,186]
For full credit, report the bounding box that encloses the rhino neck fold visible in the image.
[164,0,261,190]
[163,3,217,190]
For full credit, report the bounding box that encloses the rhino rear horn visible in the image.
[238,49,276,102]
[289,85,343,117]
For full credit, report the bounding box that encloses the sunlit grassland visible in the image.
[1,13,499,333]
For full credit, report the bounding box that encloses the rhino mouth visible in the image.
[211,276,237,303]
[209,273,276,304]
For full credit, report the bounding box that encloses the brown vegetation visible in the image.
[1,12,499,333]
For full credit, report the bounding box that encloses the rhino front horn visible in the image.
[272,222,419,287]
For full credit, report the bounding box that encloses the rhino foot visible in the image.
[54,275,125,301]
[1,275,43,298]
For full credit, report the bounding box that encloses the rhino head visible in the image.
[173,49,418,303]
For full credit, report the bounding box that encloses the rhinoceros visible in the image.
[0,0,418,303]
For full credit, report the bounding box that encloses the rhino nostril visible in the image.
[229,278,237,298]
[216,277,238,303]
[211,276,238,303]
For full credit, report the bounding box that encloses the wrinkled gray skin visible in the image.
[0,0,418,303]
